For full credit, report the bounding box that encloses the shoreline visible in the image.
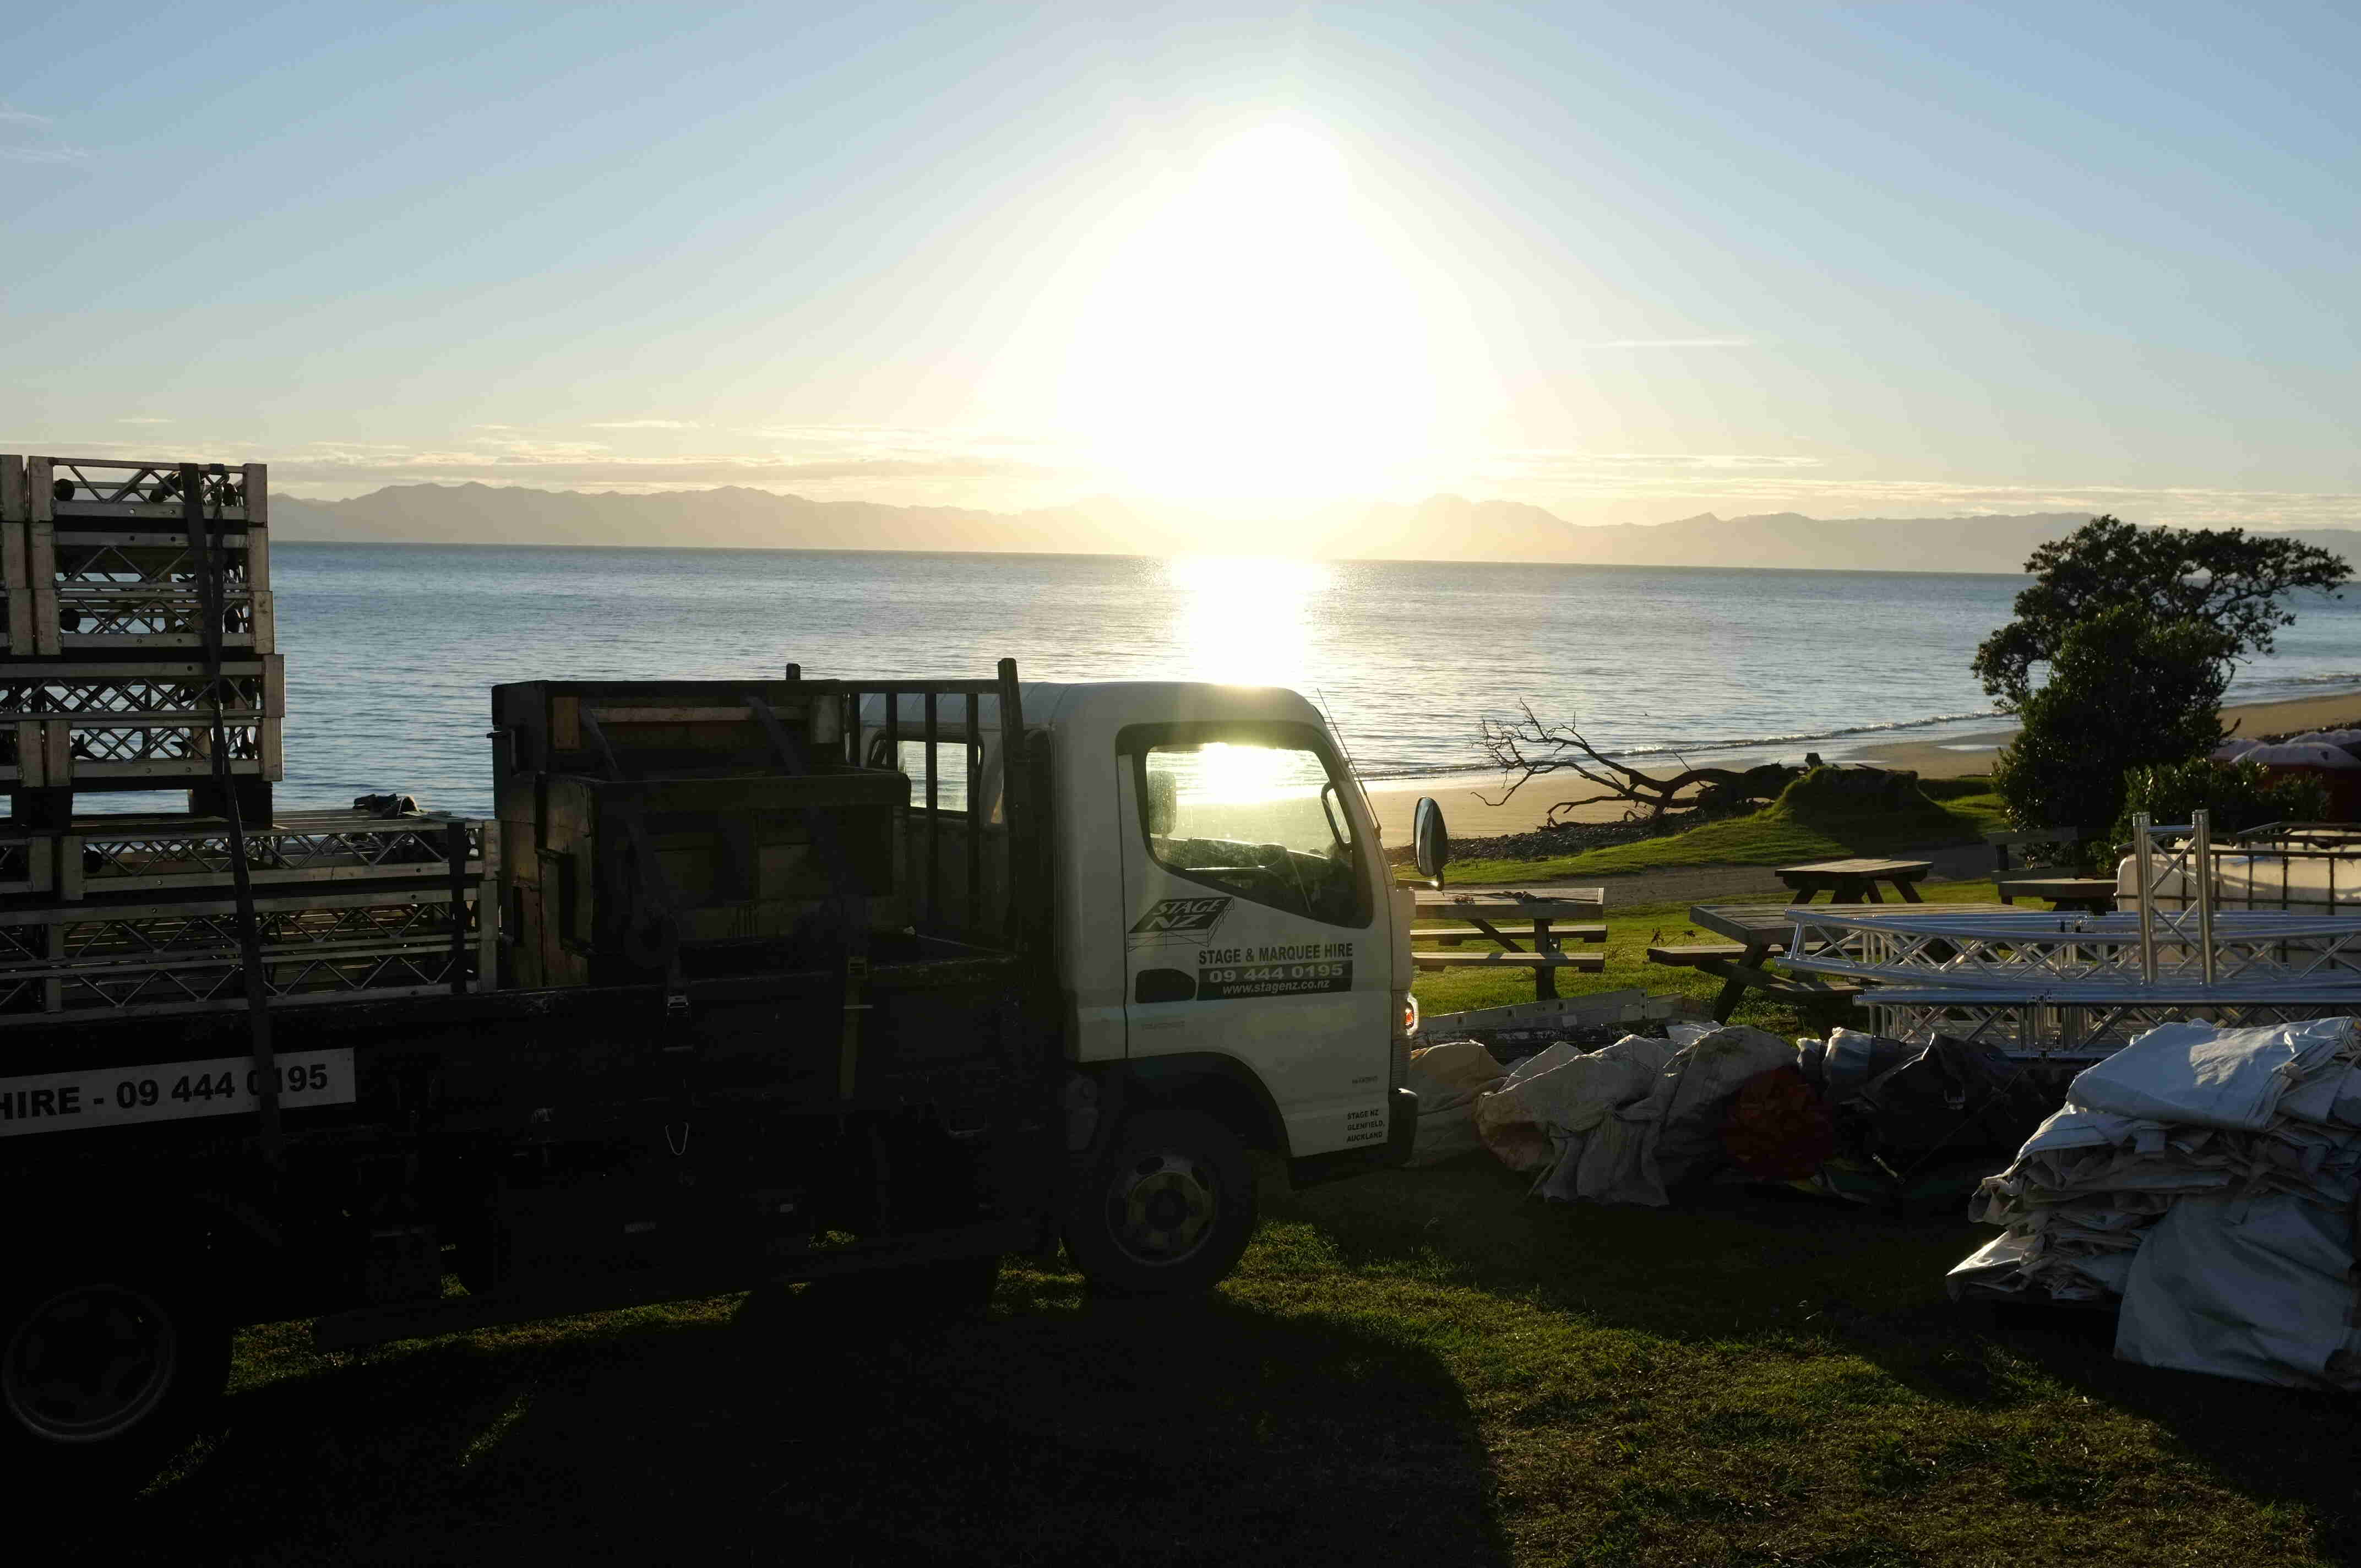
[1358,687,2361,843]
[1846,688,2361,780]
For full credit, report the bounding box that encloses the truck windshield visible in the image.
[1139,740,1368,927]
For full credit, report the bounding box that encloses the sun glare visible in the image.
[1058,125,1440,508]
[1169,553,1331,686]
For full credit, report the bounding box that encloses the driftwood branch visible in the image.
[1478,704,1802,826]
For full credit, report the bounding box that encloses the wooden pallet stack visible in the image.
[492,679,901,989]
[0,454,497,1022]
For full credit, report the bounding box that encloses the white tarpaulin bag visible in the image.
[1404,1041,1508,1166]
[2114,1191,2361,1389]
[2069,1019,2354,1131]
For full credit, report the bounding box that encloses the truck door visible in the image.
[1116,721,1390,1158]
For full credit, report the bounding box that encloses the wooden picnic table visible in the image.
[1662,901,2020,1022]
[1411,888,1606,1000]
[1777,858,1932,903]
[1994,875,2118,914]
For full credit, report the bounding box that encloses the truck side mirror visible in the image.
[1412,796,1449,888]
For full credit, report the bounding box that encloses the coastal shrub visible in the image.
[1990,606,2231,850]
[1973,516,2349,710]
[2106,756,2331,859]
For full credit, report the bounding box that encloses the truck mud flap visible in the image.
[1286,1087,1419,1191]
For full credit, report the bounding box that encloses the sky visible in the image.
[3,2,2357,529]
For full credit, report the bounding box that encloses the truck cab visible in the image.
[861,679,1417,1291]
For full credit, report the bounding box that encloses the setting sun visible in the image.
[1057,124,1440,506]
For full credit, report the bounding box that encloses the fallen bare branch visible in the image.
[1478,704,1803,826]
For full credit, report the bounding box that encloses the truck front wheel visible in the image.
[1065,1110,1256,1296]
[0,1264,231,1489]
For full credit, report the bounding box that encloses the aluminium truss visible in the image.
[1782,811,2361,1053]
[0,809,493,901]
[1863,992,2353,1055]
[3,455,261,524]
[1780,908,2361,992]
[0,710,279,787]
[0,658,284,791]
[3,456,273,656]
[0,880,495,1025]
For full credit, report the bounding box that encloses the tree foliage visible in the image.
[1973,516,2349,710]
[1989,605,2233,841]
[2108,756,2330,861]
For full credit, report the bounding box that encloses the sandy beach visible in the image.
[1359,689,2361,844]
[1849,689,2361,780]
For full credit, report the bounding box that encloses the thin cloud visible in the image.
[1497,472,2361,529]
[1492,450,1824,474]
[1,102,87,164]
[1580,337,1755,349]
[262,444,1049,489]
[117,417,175,426]
[584,418,698,430]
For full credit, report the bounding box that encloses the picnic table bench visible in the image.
[1777,858,1932,903]
[1412,888,1606,1000]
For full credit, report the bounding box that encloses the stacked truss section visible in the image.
[0,452,496,1021]
[0,657,281,790]
[2,455,282,810]
[1780,810,2361,1054]
[0,808,499,1023]
[5,456,271,656]
[1785,908,2361,993]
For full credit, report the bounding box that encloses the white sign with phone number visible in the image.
[0,1048,356,1139]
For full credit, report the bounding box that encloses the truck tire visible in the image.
[1065,1109,1256,1296]
[0,1261,231,1490]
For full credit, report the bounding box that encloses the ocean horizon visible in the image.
[237,542,2361,819]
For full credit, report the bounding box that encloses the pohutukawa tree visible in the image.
[1973,516,2350,710]
[1979,517,2351,838]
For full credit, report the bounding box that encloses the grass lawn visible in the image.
[1411,876,2020,1033]
[64,875,2360,1565]
[1447,778,2009,886]
[95,1141,2359,1564]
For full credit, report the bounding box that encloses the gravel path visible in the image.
[1448,841,1996,907]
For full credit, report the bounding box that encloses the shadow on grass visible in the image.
[77,1287,1509,1567]
[1279,1158,2361,1561]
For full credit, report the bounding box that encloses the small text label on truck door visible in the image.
[0,1049,357,1138]
[1128,897,1233,948]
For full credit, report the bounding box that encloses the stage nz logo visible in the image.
[1128,896,1233,948]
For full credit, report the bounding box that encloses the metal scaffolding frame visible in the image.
[1780,811,2361,1052]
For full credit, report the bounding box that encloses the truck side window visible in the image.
[1137,739,1369,927]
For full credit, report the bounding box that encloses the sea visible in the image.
[238,545,2361,819]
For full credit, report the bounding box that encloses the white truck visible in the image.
[1,661,1419,1482]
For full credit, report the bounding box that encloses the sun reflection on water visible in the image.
[1167,554,1332,688]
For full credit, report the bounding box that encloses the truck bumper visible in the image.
[1286,1088,1420,1191]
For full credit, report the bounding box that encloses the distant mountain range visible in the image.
[268,484,2361,575]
